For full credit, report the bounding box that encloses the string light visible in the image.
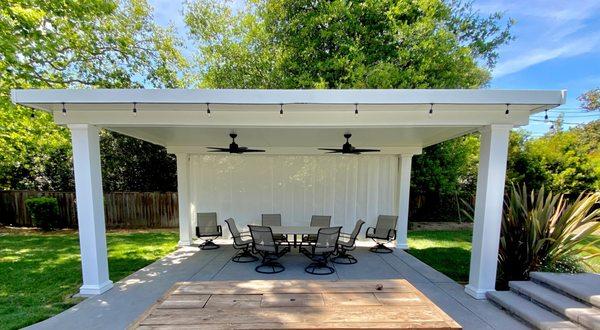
[544,109,549,122]
[62,102,66,116]
[279,103,284,118]
[30,109,35,119]
[505,103,510,117]
[354,103,359,117]
[428,103,433,117]
[206,103,211,117]
[132,102,137,116]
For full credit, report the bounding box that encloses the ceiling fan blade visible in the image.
[241,149,266,153]
[326,151,342,153]
[206,147,230,151]
[208,149,230,153]
[319,148,343,152]
[353,148,381,153]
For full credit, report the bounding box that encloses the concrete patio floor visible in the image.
[27,241,528,330]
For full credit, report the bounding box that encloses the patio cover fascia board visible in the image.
[11,88,566,152]
[11,88,566,108]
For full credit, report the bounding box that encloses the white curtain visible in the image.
[189,154,398,236]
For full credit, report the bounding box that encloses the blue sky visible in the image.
[148,0,600,135]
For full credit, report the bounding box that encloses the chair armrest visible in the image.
[195,227,200,238]
[365,227,375,237]
[217,225,222,235]
[387,229,397,240]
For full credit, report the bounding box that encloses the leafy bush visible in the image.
[25,197,60,231]
[497,185,600,289]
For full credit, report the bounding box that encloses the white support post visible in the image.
[396,154,413,249]
[69,124,113,296]
[176,153,193,246]
[465,124,511,299]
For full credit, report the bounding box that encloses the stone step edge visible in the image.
[486,291,580,330]
[530,276,598,309]
[510,281,595,327]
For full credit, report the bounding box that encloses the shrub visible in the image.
[25,197,60,231]
[497,185,600,289]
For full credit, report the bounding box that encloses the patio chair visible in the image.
[303,215,332,243]
[331,219,365,264]
[248,225,291,274]
[224,218,258,263]
[261,213,287,242]
[195,212,222,250]
[365,215,398,253]
[300,226,341,275]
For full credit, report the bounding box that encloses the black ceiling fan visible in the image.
[206,133,265,154]
[319,133,380,154]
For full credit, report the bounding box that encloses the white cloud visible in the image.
[475,0,600,77]
[494,35,600,77]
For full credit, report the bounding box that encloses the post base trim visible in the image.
[396,242,409,250]
[78,280,113,296]
[465,284,493,300]
[178,240,192,247]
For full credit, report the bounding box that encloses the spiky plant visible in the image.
[497,185,600,289]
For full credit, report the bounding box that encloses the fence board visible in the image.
[0,190,179,229]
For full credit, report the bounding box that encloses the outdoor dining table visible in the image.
[269,226,321,248]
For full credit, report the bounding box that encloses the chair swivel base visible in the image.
[331,251,358,264]
[199,240,220,250]
[305,261,335,275]
[369,243,393,254]
[255,260,285,274]
[231,249,258,263]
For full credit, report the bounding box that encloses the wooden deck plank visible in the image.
[261,293,324,307]
[131,280,461,330]
[173,280,414,295]
[138,321,460,330]
[158,294,211,309]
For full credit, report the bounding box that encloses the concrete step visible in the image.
[487,291,582,330]
[530,273,600,309]
[511,281,600,329]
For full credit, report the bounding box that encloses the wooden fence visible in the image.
[0,190,179,228]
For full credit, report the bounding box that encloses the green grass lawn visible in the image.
[408,230,473,283]
[407,230,600,284]
[0,229,178,330]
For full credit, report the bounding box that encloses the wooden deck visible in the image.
[131,280,461,329]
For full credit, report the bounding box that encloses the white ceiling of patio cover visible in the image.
[11,88,566,152]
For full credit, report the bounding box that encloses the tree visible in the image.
[505,121,600,194]
[578,88,600,112]
[410,134,479,220]
[185,0,513,89]
[100,131,177,192]
[0,0,187,191]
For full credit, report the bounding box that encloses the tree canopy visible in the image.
[0,0,185,190]
[184,0,513,89]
